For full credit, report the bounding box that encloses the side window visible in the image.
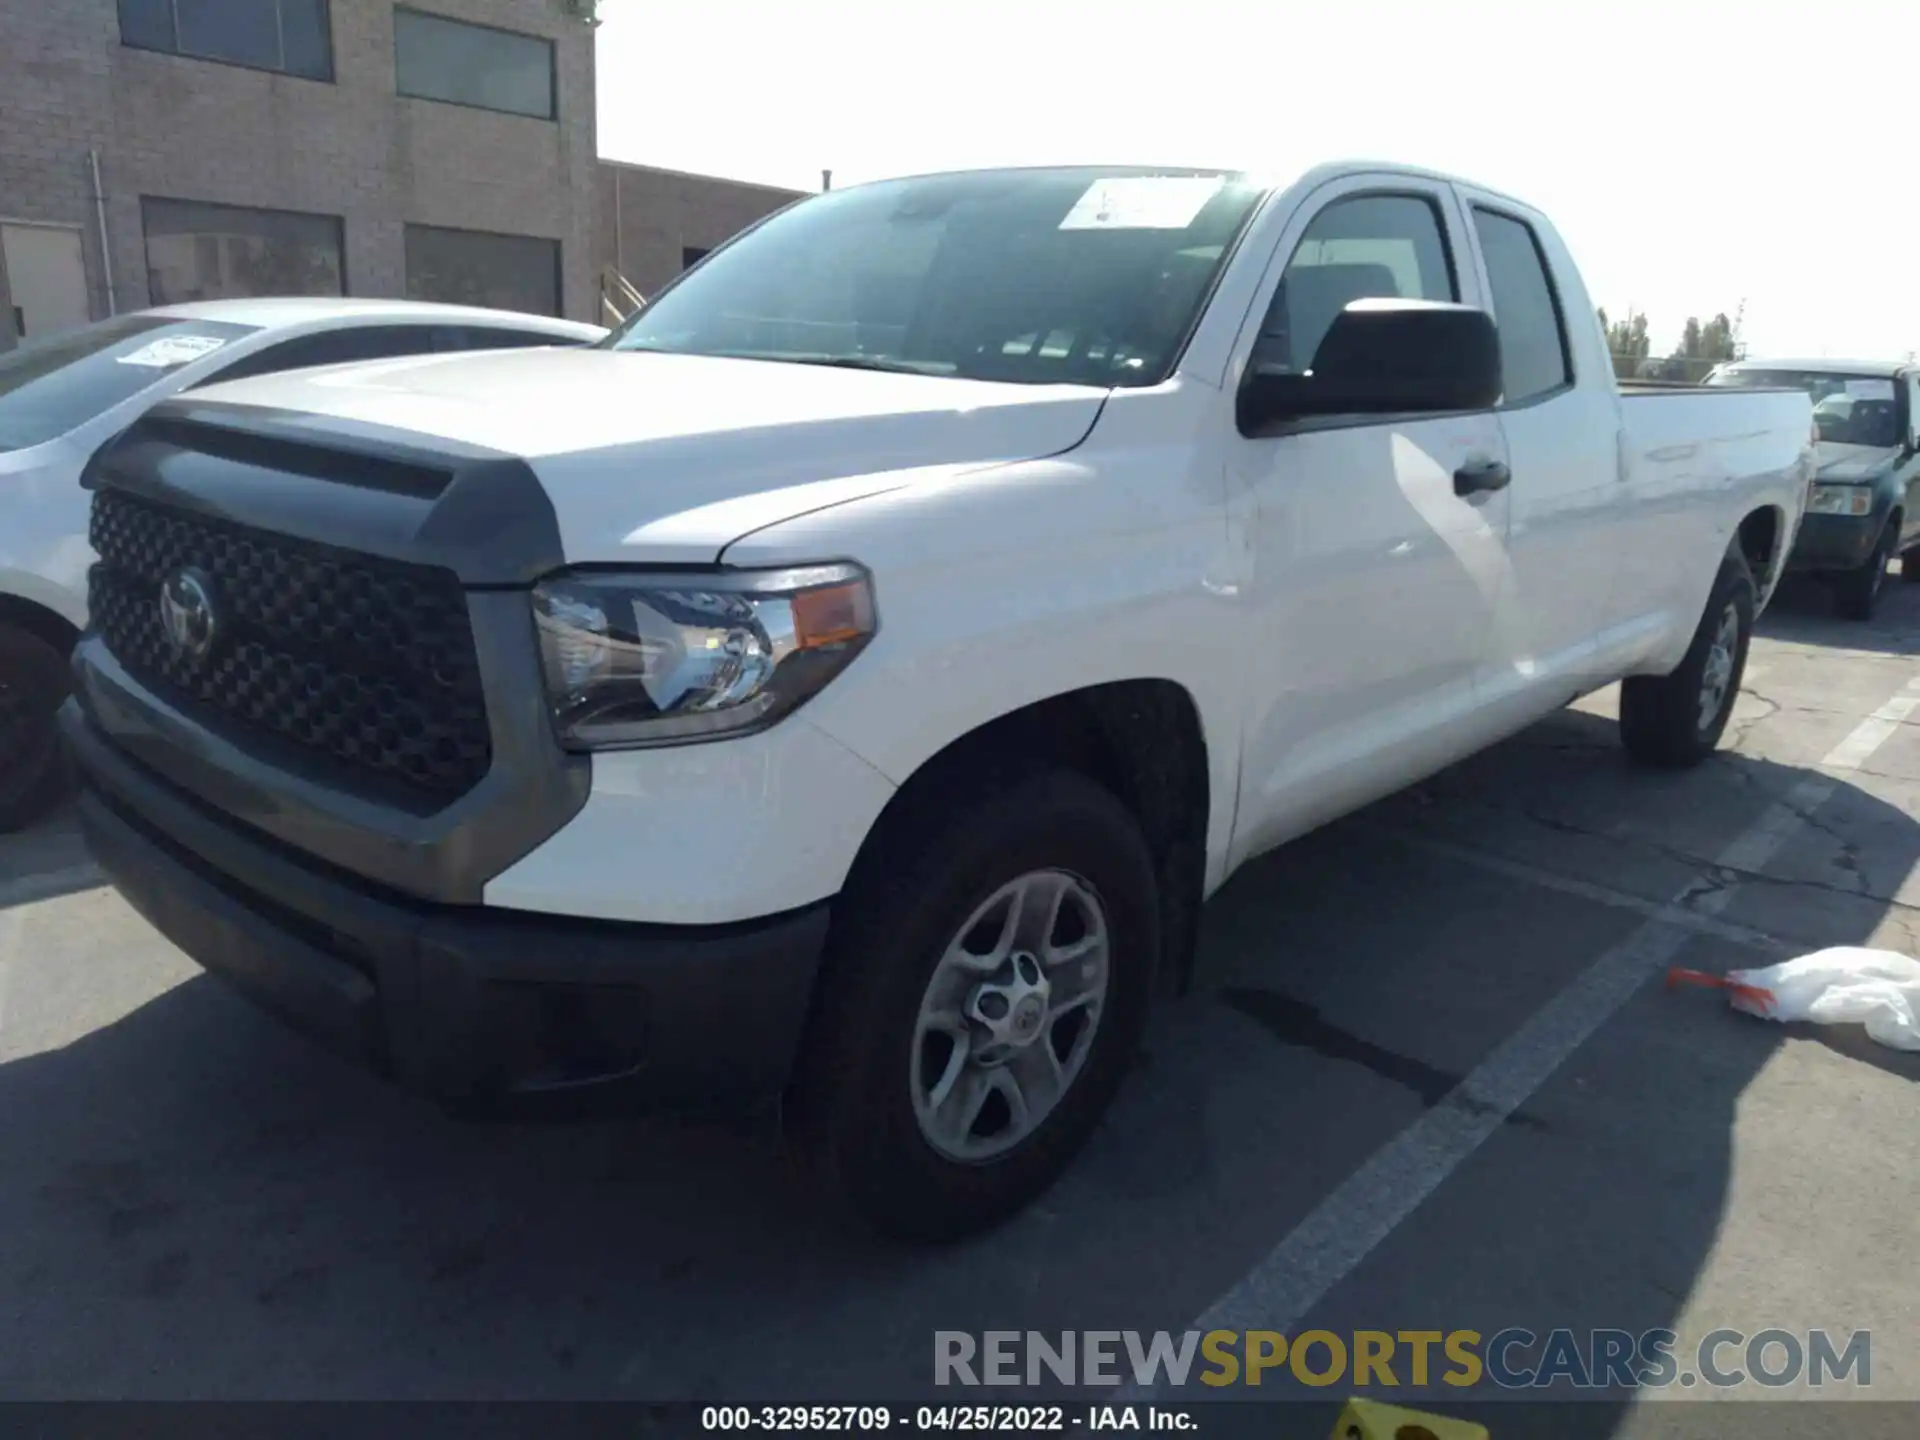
[1253,193,1457,373]
[193,326,444,386]
[1471,208,1572,405]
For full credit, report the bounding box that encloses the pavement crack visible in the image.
[1707,759,1874,891]
[1518,789,1888,905]
[1724,692,1780,749]
[1519,803,1621,844]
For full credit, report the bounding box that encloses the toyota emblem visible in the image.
[159,567,220,666]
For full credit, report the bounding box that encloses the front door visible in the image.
[1228,176,1515,867]
[1,222,90,342]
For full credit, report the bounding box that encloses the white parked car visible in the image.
[61,164,1813,1240]
[0,298,605,829]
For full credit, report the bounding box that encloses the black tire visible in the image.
[0,623,75,833]
[785,768,1158,1243]
[1900,543,1920,585]
[1834,521,1896,620]
[1619,549,1755,770]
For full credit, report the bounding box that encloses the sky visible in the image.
[596,0,1918,362]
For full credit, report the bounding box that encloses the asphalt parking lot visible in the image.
[3,571,1918,1431]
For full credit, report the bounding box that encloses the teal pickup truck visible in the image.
[1707,358,1920,620]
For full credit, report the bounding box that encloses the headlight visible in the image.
[532,564,877,749]
[1808,484,1874,517]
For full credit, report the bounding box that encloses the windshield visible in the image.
[0,314,259,453]
[605,167,1266,387]
[1709,367,1902,448]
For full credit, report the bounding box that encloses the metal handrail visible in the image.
[600,265,644,325]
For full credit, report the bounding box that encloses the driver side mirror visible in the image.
[1237,298,1504,434]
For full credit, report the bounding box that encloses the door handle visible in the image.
[1454,458,1512,497]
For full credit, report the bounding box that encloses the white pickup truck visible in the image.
[60,162,1813,1241]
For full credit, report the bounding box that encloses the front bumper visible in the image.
[62,701,830,1117]
[1785,510,1885,573]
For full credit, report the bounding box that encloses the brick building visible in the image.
[0,0,805,347]
[599,158,804,302]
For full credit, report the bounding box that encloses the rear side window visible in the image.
[202,325,446,384]
[1253,193,1457,373]
[1472,208,1571,405]
[0,314,257,452]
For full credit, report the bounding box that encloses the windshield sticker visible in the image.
[1844,378,1894,399]
[115,334,231,369]
[1059,176,1225,231]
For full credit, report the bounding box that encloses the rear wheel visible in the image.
[1619,550,1754,769]
[1900,541,1920,584]
[0,623,74,833]
[786,769,1157,1242]
[1834,520,1896,620]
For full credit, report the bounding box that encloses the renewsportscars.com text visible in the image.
[933,1328,1872,1391]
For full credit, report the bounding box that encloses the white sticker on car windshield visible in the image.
[115,334,230,369]
[1059,176,1225,231]
[1844,378,1894,399]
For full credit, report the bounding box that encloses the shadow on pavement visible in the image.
[1186,703,1920,1434]
[0,804,103,910]
[0,703,1914,1417]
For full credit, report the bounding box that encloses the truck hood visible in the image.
[189,347,1109,563]
[1814,440,1900,482]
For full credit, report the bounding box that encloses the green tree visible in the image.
[1598,306,1651,380]
[1662,312,1739,380]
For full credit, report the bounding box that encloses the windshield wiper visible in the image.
[606,344,952,376]
[754,353,952,377]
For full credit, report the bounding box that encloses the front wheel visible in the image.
[786,769,1158,1242]
[1619,550,1755,769]
[1834,521,1896,620]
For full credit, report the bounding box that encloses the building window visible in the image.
[394,7,556,120]
[405,225,561,317]
[142,197,345,305]
[118,0,334,81]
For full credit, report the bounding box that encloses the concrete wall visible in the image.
[0,0,600,330]
[597,159,806,302]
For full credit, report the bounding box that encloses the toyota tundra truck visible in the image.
[59,162,1814,1241]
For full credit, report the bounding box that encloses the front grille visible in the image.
[88,488,492,808]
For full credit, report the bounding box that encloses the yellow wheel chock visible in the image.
[1329,1396,1490,1440]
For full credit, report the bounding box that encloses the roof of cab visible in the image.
[830,158,1546,223]
[1722,357,1908,378]
[143,296,606,339]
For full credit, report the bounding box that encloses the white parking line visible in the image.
[0,908,22,1041]
[1820,679,1920,771]
[1125,676,1919,1396]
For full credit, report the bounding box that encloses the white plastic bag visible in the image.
[1668,948,1920,1052]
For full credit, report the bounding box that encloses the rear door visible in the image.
[1454,191,1626,701]
[1227,173,1516,864]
